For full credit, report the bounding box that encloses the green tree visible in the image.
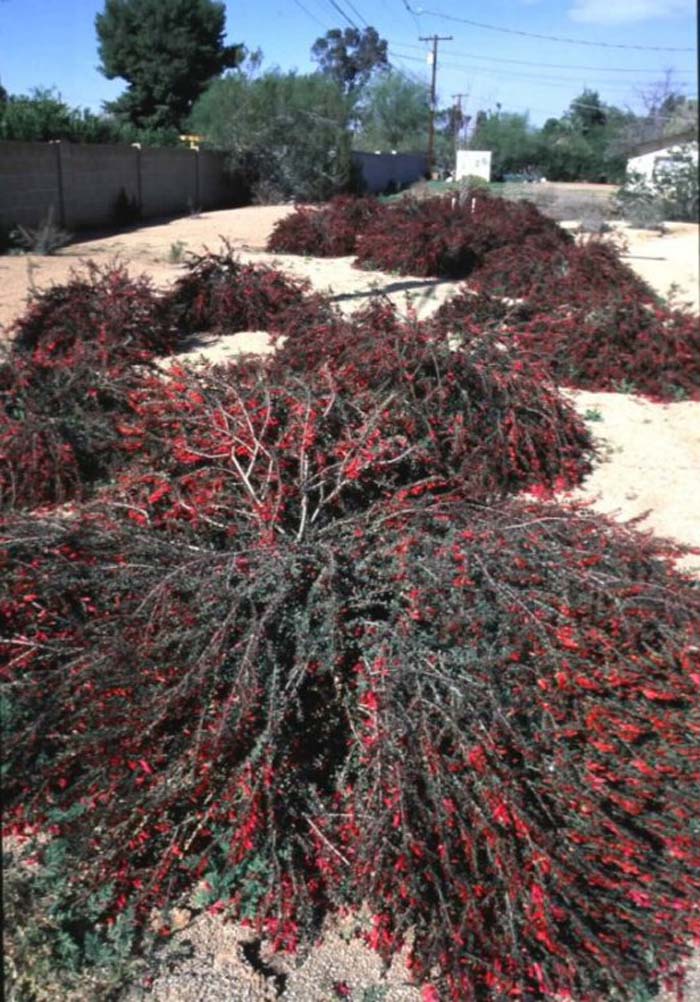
[355,70,429,151]
[0,87,110,142]
[311,27,388,94]
[0,86,180,145]
[565,88,607,134]
[96,0,242,131]
[188,69,353,201]
[536,90,631,182]
[468,110,539,178]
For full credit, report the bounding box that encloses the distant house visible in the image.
[626,129,698,181]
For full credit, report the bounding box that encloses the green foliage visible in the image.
[189,69,353,201]
[167,239,187,263]
[468,110,540,180]
[469,91,630,183]
[0,87,110,142]
[3,839,152,1001]
[650,146,699,221]
[312,26,388,94]
[354,70,429,152]
[537,92,630,183]
[458,174,489,191]
[614,174,667,230]
[96,0,242,131]
[0,85,180,145]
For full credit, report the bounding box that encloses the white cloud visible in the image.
[568,0,693,24]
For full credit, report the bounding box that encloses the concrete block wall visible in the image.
[198,148,234,209]
[0,140,237,232]
[0,140,62,230]
[353,151,429,194]
[141,146,198,218]
[60,142,140,228]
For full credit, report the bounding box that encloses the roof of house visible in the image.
[627,128,698,158]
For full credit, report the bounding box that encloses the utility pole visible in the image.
[420,34,452,175]
[451,92,469,159]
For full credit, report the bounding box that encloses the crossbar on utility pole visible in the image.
[420,34,452,175]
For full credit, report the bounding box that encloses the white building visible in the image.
[455,149,492,183]
[626,131,698,182]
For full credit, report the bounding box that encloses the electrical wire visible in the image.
[413,10,696,52]
[344,0,370,27]
[388,40,695,75]
[291,0,330,31]
[387,49,694,92]
[325,0,360,30]
[399,0,422,35]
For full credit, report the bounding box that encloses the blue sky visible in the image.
[0,0,697,126]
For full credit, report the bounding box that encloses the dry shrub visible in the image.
[3,206,699,1002]
[266,196,384,257]
[1,262,187,511]
[508,298,700,400]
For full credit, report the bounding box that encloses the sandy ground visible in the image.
[2,203,700,1001]
[1,207,698,331]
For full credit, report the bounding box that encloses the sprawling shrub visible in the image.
[12,262,179,362]
[266,196,385,256]
[0,343,149,512]
[468,237,657,304]
[160,242,314,337]
[3,498,699,1001]
[105,306,592,543]
[435,245,700,400]
[353,192,570,278]
[272,298,592,493]
[508,298,700,400]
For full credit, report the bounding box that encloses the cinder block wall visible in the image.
[353,151,429,193]
[0,141,240,232]
[198,149,233,209]
[141,147,198,218]
[61,143,140,228]
[0,140,62,229]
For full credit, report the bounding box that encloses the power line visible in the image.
[388,40,695,75]
[399,0,422,33]
[388,50,694,92]
[291,0,330,31]
[343,0,369,27]
[414,10,696,52]
[325,0,359,29]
